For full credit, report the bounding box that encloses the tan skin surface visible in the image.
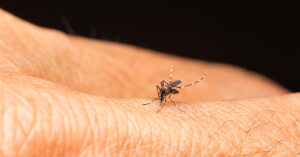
[0,9,299,156]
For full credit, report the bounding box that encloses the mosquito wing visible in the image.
[169,80,182,87]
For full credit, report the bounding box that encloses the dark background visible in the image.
[1,1,299,91]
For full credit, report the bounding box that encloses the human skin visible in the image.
[0,9,299,156]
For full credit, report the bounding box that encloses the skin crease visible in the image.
[0,8,299,156]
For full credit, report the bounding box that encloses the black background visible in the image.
[1,1,299,91]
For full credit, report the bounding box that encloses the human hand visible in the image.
[0,9,299,156]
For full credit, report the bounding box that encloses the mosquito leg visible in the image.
[169,65,174,83]
[156,85,160,97]
[177,72,207,89]
[169,94,186,113]
[162,80,169,85]
[143,98,158,105]
[156,101,165,113]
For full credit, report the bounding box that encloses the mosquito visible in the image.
[143,65,207,112]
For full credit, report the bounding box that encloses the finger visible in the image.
[0,73,299,156]
[0,9,288,101]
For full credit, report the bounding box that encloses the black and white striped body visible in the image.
[157,80,181,103]
[143,65,207,112]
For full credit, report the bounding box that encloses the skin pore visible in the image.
[0,9,299,156]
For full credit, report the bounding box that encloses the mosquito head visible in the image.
[159,96,164,102]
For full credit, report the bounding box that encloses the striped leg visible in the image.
[177,72,207,89]
[169,65,174,83]
[142,85,160,105]
[142,98,158,105]
[169,94,185,113]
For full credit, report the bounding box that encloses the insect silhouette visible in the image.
[143,65,207,112]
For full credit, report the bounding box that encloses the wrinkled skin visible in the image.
[0,9,299,156]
